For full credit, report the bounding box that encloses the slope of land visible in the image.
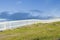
[0,19,60,31]
[0,22,60,40]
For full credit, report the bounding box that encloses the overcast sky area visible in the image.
[0,0,60,21]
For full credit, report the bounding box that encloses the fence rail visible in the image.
[0,19,40,31]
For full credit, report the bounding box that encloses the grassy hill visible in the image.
[0,22,60,40]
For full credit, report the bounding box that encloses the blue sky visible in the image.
[0,0,60,21]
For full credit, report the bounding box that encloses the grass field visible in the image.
[0,22,60,40]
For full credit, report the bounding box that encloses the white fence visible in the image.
[0,19,60,31]
[0,19,40,31]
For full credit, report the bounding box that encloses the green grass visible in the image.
[0,22,60,40]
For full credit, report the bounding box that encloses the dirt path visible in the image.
[0,33,20,39]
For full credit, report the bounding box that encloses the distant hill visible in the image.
[0,12,59,21]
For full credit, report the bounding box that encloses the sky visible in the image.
[0,0,60,21]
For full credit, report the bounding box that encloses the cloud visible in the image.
[8,12,30,20]
[16,1,22,5]
[29,9,60,19]
[29,10,43,17]
[0,11,42,20]
[30,10,43,13]
[0,11,10,18]
[47,8,60,17]
[0,18,8,22]
[0,12,31,20]
[0,9,60,21]
[45,0,53,4]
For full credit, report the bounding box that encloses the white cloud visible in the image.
[0,18,8,22]
[45,0,53,6]
[30,12,40,17]
[16,1,22,5]
[50,8,60,17]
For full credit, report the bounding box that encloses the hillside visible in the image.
[0,22,60,40]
